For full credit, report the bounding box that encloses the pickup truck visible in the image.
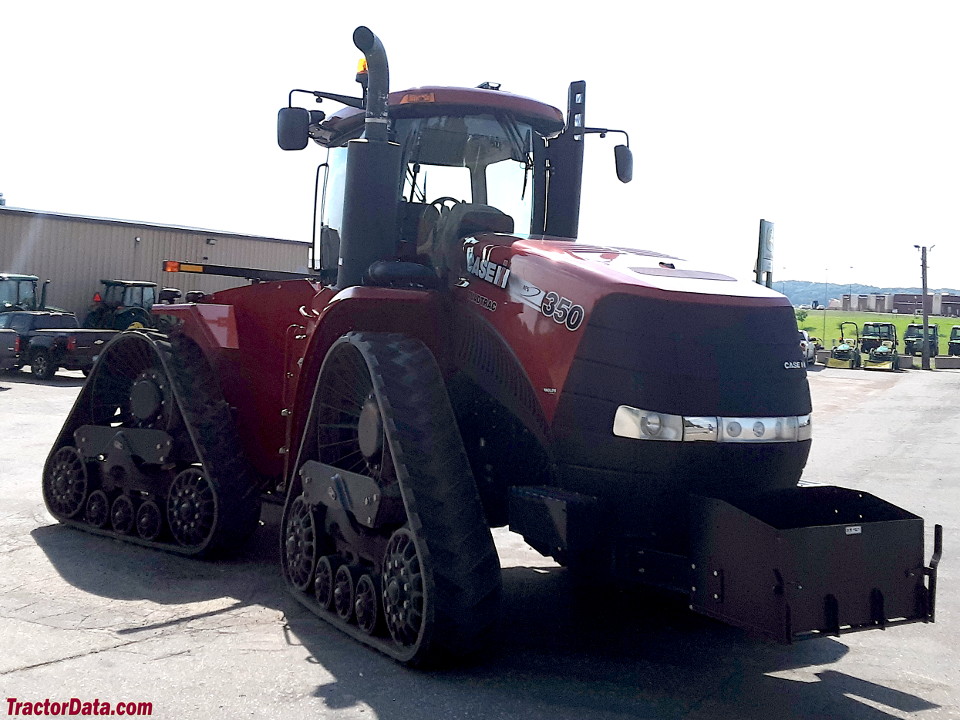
[0,312,117,380]
[798,329,821,364]
[0,328,20,372]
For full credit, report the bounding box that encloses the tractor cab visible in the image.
[279,66,632,289]
[83,279,177,330]
[0,272,45,312]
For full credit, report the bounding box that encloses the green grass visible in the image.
[797,309,959,352]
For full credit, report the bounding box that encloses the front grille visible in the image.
[551,293,812,549]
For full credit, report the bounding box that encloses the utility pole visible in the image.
[915,245,932,370]
[822,268,828,342]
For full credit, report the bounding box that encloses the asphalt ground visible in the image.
[0,363,956,719]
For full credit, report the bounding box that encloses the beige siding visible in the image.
[1,208,309,316]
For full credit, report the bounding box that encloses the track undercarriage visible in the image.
[280,332,502,665]
[42,331,261,557]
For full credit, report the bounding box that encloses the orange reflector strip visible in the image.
[400,92,436,104]
[180,264,204,273]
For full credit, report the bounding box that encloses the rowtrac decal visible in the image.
[465,245,511,289]
[467,290,497,312]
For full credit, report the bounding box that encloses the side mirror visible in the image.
[278,107,310,150]
[614,144,633,183]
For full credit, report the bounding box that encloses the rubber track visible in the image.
[44,330,260,557]
[285,332,503,666]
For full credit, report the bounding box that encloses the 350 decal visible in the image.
[541,292,585,331]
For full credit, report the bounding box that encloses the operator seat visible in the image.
[429,203,514,276]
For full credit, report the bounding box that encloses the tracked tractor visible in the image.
[826,322,861,369]
[862,324,899,371]
[43,27,940,666]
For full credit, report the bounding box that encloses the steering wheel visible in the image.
[429,196,461,216]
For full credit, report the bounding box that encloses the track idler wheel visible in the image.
[167,467,217,549]
[283,495,317,591]
[382,528,425,648]
[43,447,88,519]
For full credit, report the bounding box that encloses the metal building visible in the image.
[0,206,309,316]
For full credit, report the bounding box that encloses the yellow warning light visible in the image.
[357,58,368,75]
[163,260,180,273]
[400,92,436,104]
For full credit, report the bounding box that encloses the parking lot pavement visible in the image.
[0,365,956,719]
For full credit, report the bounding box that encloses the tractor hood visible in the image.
[452,234,807,425]
[460,236,788,305]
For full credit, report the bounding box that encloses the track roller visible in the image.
[314,555,341,610]
[85,491,110,528]
[355,573,381,635]
[111,495,136,534]
[136,500,163,541]
[334,565,361,621]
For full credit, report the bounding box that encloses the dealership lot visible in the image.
[0,365,956,719]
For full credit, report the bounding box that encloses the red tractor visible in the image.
[43,27,940,666]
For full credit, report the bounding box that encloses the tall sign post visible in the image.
[755,220,774,288]
[915,245,933,370]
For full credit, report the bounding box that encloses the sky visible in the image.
[2,1,958,289]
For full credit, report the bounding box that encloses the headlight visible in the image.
[614,406,812,444]
[613,406,684,441]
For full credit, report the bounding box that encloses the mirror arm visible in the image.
[581,127,630,147]
[287,88,366,110]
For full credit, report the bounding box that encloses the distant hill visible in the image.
[776,281,960,308]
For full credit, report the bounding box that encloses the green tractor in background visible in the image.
[826,321,862,369]
[1,272,49,312]
[82,279,181,330]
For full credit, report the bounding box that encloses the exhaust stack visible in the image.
[336,26,402,289]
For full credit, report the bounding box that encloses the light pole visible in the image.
[822,268,829,342]
[914,245,934,370]
[848,266,854,310]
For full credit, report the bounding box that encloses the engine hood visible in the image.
[507,237,785,303]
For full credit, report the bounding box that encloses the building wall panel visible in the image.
[1,208,309,316]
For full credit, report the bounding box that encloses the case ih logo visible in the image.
[465,246,510,289]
